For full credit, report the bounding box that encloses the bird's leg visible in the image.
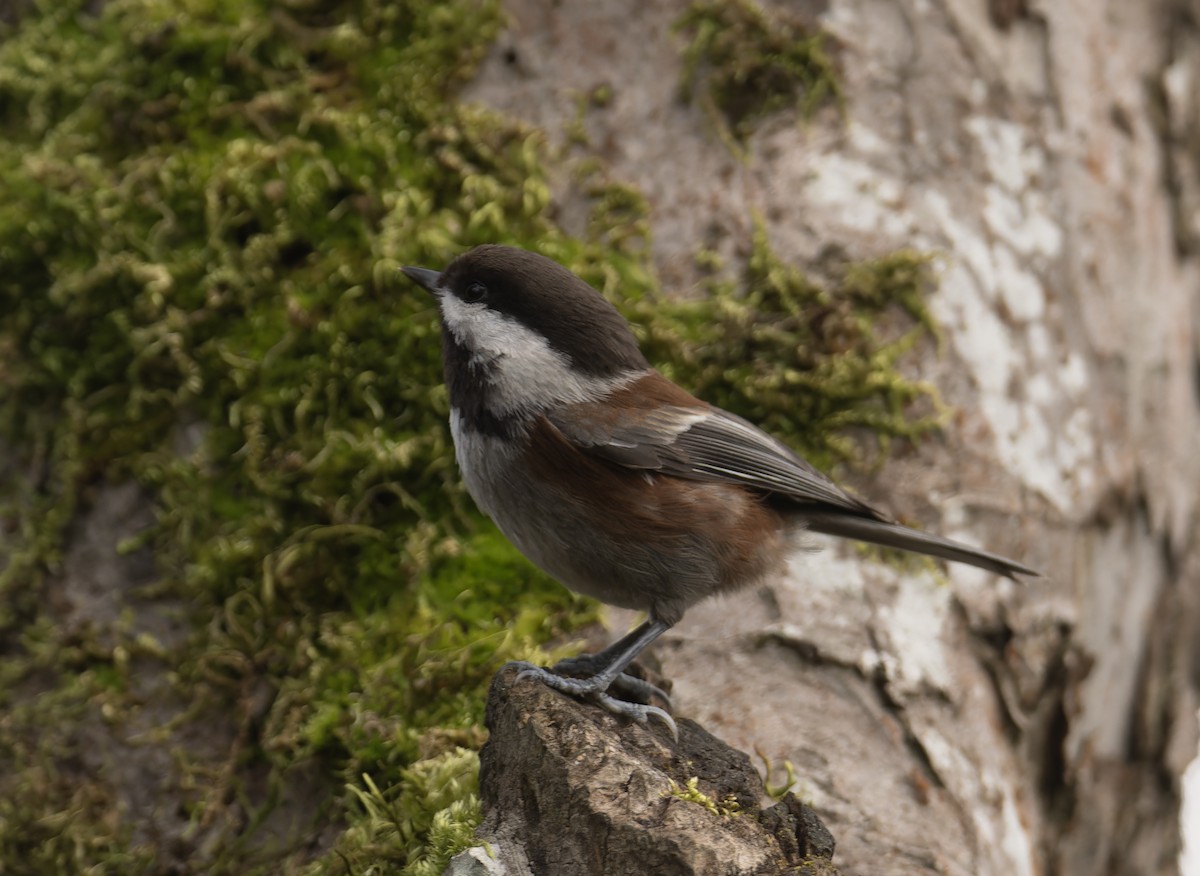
[551,630,673,709]
[507,618,676,737]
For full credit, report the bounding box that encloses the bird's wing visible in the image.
[548,388,885,519]
[547,374,1039,579]
[547,397,1041,578]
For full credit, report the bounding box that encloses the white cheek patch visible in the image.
[440,294,557,368]
[439,293,637,414]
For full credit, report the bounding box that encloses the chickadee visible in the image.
[403,245,1037,735]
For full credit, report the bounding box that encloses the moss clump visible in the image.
[322,748,481,875]
[631,221,944,472]
[0,660,159,873]
[676,0,843,142]
[0,2,939,873]
[0,0,605,871]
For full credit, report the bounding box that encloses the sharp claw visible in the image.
[593,692,678,740]
[604,671,672,709]
[504,661,677,739]
[511,661,546,685]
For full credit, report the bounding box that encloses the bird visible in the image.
[403,244,1037,736]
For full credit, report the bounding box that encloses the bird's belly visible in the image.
[452,419,655,607]
[449,413,786,623]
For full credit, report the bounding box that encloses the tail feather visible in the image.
[801,510,1039,579]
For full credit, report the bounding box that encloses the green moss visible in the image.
[631,220,944,472]
[0,0,585,870]
[0,2,940,872]
[0,655,157,873]
[310,749,482,875]
[664,776,742,818]
[758,749,799,802]
[676,0,843,143]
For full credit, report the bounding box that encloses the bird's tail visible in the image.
[801,510,1039,579]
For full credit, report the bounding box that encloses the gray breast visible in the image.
[448,409,725,622]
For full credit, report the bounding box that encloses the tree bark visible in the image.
[459,666,841,876]
[464,0,1200,873]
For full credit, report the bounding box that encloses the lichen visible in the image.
[664,776,743,818]
[676,0,843,143]
[0,1,940,872]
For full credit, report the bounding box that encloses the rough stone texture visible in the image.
[468,666,841,876]
[465,1,1200,874]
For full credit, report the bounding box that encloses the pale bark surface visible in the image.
[464,1,1200,873]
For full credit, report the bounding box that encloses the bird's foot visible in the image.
[551,653,673,710]
[506,661,677,739]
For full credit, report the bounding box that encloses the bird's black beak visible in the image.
[401,265,443,297]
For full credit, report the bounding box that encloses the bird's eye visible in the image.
[461,282,488,303]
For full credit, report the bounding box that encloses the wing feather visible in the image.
[548,399,884,518]
[545,379,1037,579]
